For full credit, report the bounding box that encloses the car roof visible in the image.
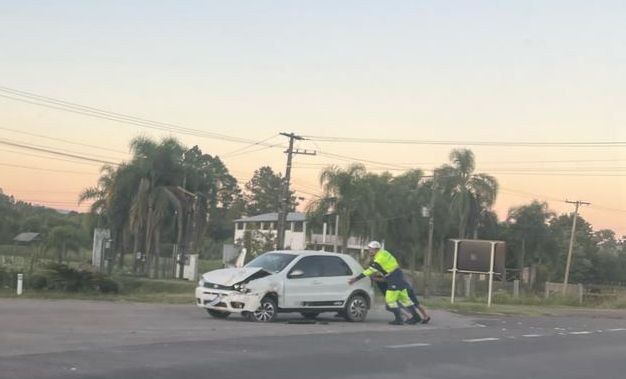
[264,250,351,258]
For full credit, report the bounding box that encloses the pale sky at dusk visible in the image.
[1,1,625,235]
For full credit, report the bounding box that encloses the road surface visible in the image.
[1,299,625,379]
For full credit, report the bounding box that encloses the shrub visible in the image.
[36,263,120,293]
[29,273,48,290]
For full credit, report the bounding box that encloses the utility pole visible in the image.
[562,199,590,295]
[276,132,316,250]
[424,173,437,298]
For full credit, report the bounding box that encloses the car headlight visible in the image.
[233,283,251,293]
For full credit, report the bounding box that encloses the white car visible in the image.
[195,250,374,322]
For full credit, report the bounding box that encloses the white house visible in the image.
[233,212,368,254]
[234,212,308,250]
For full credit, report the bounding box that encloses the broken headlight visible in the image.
[233,283,251,293]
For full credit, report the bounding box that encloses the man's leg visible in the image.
[407,286,431,324]
[398,289,422,325]
[385,290,404,325]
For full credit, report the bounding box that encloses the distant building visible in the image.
[234,212,307,250]
[13,232,41,245]
[233,212,368,255]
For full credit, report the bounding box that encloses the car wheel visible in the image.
[250,296,278,322]
[300,312,320,320]
[207,309,231,319]
[343,294,368,322]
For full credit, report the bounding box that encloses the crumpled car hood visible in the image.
[201,267,271,287]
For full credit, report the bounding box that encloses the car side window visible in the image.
[290,256,324,278]
[320,256,353,277]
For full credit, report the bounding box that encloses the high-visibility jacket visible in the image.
[362,249,399,277]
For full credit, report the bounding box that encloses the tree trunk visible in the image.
[118,228,128,269]
[132,231,139,274]
[518,238,526,282]
[154,228,161,279]
[340,212,350,255]
[458,217,466,239]
[530,263,537,289]
[144,205,154,276]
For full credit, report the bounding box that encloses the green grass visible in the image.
[0,275,198,304]
[198,259,224,274]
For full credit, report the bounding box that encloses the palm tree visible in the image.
[308,164,367,253]
[128,137,185,277]
[439,149,498,239]
[80,164,140,269]
[507,201,555,285]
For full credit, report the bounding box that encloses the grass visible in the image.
[198,259,224,274]
[0,276,198,304]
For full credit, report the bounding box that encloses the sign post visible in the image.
[450,240,460,304]
[446,239,506,307]
[487,241,497,307]
[17,273,23,296]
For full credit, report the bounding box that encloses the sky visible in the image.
[0,1,625,235]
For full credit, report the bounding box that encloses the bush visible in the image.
[34,263,120,293]
[91,273,119,294]
[29,273,48,290]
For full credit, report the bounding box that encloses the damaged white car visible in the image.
[195,250,374,322]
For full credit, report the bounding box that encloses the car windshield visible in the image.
[245,253,297,273]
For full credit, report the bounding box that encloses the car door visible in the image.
[283,256,326,308]
[316,256,354,306]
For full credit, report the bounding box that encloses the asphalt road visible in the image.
[1,299,625,379]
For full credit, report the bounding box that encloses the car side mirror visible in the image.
[289,269,304,278]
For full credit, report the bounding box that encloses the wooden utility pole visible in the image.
[276,132,315,250]
[424,173,437,297]
[562,199,590,295]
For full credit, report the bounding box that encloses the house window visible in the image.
[293,221,304,232]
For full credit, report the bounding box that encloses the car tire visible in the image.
[343,294,369,322]
[300,312,320,320]
[250,296,278,323]
[207,309,231,319]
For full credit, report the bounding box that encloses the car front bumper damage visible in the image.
[195,287,264,313]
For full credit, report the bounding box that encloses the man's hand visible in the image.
[348,277,356,285]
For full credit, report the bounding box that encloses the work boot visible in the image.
[389,308,404,325]
[405,307,422,325]
[405,316,422,325]
[421,316,431,324]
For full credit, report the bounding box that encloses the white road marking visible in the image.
[522,334,543,338]
[463,338,500,343]
[569,331,592,335]
[607,328,626,332]
[385,343,431,349]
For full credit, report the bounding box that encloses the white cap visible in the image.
[367,241,381,249]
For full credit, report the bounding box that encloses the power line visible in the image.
[0,86,287,148]
[0,162,98,175]
[0,138,119,165]
[0,126,128,155]
[304,135,626,148]
[221,134,279,157]
[0,148,104,167]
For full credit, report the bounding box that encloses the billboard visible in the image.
[445,239,506,276]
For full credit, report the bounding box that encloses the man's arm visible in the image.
[348,258,381,285]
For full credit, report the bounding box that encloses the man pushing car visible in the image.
[348,241,431,325]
